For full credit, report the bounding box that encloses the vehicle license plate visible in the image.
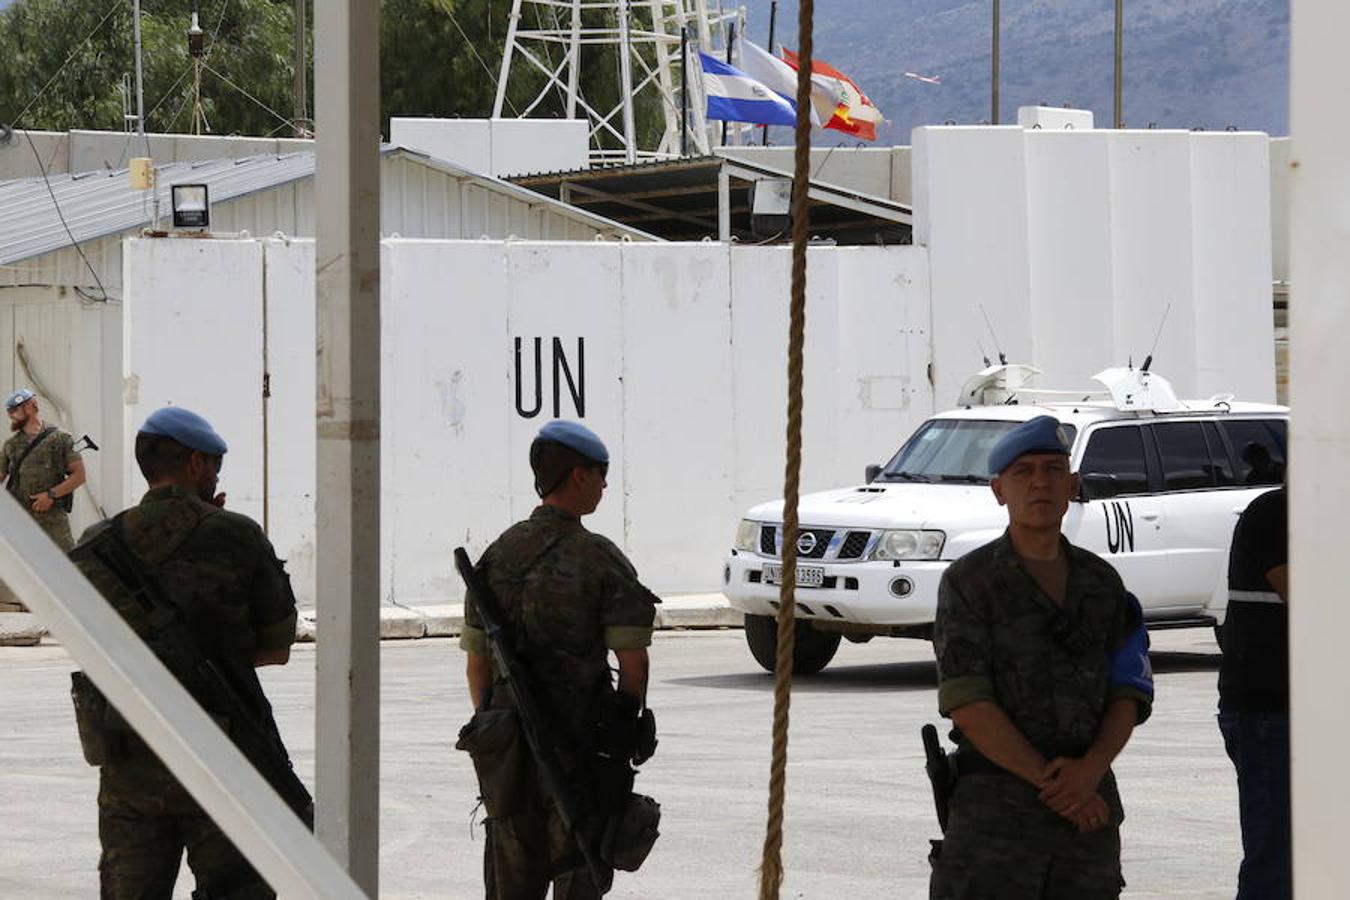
[762,564,826,588]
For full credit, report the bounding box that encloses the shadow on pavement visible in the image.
[671,649,1218,694]
[667,659,938,694]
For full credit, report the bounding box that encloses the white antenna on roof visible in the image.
[1141,300,1173,372]
[978,303,1007,364]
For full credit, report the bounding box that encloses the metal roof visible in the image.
[510,152,913,244]
[0,146,655,267]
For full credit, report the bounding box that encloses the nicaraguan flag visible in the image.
[699,52,798,127]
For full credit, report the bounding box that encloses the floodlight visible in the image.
[171,183,210,229]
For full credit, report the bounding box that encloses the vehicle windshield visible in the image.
[876,419,1077,484]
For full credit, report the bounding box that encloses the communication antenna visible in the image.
[494,0,733,165]
[1142,300,1173,373]
[978,304,1007,365]
[188,4,210,136]
[975,337,991,368]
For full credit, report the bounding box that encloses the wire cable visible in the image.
[436,0,521,115]
[199,61,301,134]
[19,129,109,303]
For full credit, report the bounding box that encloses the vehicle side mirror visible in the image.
[865,464,882,484]
[1078,472,1115,501]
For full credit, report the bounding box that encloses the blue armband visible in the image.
[1110,593,1154,700]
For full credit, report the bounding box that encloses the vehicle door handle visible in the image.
[1140,513,1160,522]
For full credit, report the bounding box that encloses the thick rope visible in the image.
[758,0,814,896]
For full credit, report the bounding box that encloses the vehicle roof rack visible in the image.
[1091,367,1184,412]
[958,363,1232,414]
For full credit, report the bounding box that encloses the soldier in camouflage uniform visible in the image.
[0,389,86,611]
[71,407,299,899]
[461,420,658,899]
[931,416,1154,900]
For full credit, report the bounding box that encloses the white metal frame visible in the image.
[494,0,735,164]
[0,495,365,898]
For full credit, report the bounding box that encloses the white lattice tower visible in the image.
[493,0,738,165]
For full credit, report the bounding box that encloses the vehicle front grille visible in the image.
[796,529,834,559]
[837,530,871,559]
[757,526,875,561]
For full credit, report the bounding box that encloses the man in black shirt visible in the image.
[1217,485,1289,900]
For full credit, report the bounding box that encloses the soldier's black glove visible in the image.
[598,692,658,766]
[632,707,657,766]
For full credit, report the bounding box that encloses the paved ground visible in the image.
[0,628,1239,899]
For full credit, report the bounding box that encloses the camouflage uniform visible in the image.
[930,532,1152,900]
[460,504,658,900]
[73,485,299,900]
[0,426,78,549]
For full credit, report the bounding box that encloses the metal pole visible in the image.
[314,0,381,894]
[1290,1,1350,895]
[681,26,689,156]
[721,20,735,146]
[294,0,309,135]
[133,0,146,135]
[617,0,638,163]
[762,0,777,146]
[567,0,582,118]
[494,0,523,117]
[1113,0,1123,128]
[990,0,1000,124]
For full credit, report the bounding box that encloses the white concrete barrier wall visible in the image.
[912,124,1275,405]
[123,239,933,606]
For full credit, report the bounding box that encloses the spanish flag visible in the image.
[781,49,884,142]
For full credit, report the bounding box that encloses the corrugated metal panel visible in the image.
[0,148,659,281]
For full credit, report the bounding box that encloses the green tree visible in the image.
[0,0,299,136]
[0,0,662,155]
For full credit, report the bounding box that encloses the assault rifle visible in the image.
[70,519,313,824]
[454,547,613,894]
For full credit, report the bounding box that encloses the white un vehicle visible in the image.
[723,363,1288,674]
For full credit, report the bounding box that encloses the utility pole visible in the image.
[1113,0,1124,128]
[990,0,1000,124]
[294,0,309,136]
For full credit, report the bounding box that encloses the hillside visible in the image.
[737,0,1289,144]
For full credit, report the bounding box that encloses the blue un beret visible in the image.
[4,388,35,411]
[534,419,608,465]
[139,407,229,456]
[987,415,1070,475]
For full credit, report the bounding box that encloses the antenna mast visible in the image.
[494,0,734,165]
[132,0,146,136]
[188,5,209,135]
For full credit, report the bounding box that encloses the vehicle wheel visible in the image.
[743,614,842,675]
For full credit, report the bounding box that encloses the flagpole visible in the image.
[991,0,1000,124]
[763,0,778,146]
[721,20,737,146]
[1113,0,1124,128]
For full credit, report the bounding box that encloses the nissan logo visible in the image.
[796,532,817,555]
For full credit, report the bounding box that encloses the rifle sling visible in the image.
[6,426,56,499]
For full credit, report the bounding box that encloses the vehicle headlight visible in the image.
[871,529,945,561]
[734,519,760,552]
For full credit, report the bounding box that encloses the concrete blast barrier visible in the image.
[912,124,1275,405]
[123,238,933,606]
